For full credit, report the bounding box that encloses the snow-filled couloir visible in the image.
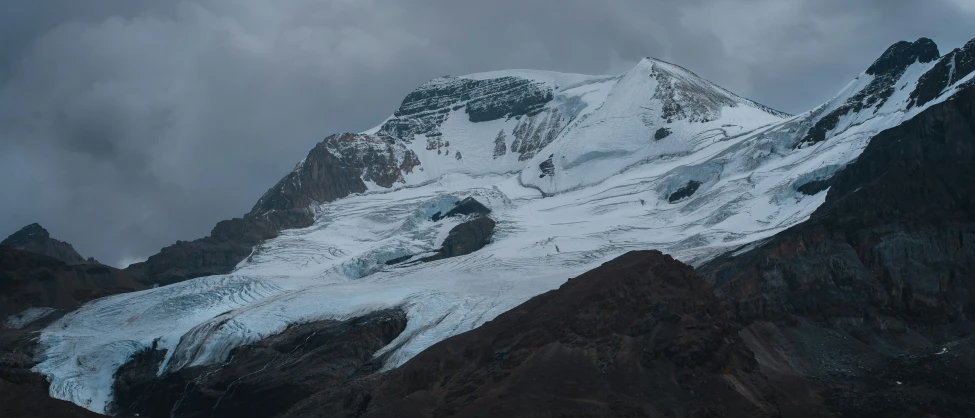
[33,38,975,414]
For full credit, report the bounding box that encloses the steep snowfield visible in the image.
[34,53,973,413]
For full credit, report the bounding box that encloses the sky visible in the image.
[1,0,973,267]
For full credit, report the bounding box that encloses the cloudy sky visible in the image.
[1,0,973,267]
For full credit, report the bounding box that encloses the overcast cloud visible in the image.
[1,0,973,267]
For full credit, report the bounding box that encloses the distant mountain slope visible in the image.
[2,223,88,266]
[0,247,143,321]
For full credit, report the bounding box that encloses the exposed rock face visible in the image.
[127,133,421,286]
[422,216,496,263]
[707,83,975,325]
[701,83,975,417]
[0,246,143,318]
[431,197,492,222]
[251,133,420,216]
[377,76,554,147]
[492,130,507,158]
[537,154,555,178]
[285,251,776,418]
[654,127,672,140]
[866,37,941,76]
[2,223,87,266]
[654,62,738,123]
[910,37,975,109]
[110,309,407,418]
[799,38,941,147]
[795,178,832,196]
[668,180,702,203]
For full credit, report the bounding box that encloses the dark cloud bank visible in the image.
[1,0,973,266]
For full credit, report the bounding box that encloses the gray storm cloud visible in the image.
[1,0,973,266]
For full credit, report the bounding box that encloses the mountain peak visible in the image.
[2,223,51,246]
[866,37,940,76]
[632,56,790,121]
[2,223,87,265]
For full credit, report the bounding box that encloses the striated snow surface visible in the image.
[33,55,971,414]
[3,307,58,329]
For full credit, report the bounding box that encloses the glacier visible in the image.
[32,54,975,414]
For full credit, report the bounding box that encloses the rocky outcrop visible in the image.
[250,133,420,217]
[795,178,832,196]
[492,130,507,158]
[377,75,554,150]
[0,366,102,418]
[109,309,407,418]
[798,38,941,147]
[910,38,975,109]
[537,154,555,178]
[284,251,776,418]
[123,215,299,286]
[654,127,672,140]
[668,180,702,203]
[509,108,563,160]
[2,223,87,266]
[127,133,421,286]
[0,246,143,319]
[430,197,491,222]
[650,59,790,124]
[421,216,496,263]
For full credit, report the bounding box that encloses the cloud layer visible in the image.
[1,0,973,266]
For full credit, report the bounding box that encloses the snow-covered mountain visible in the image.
[33,38,975,414]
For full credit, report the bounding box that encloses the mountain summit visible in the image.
[1,223,89,265]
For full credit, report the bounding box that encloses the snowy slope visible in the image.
[33,42,975,414]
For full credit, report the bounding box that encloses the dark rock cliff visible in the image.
[798,38,941,148]
[2,224,87,266]
[420,216,496,263]
[0,247,144,318]
[377,76,554,146]
[910,38,975,109]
